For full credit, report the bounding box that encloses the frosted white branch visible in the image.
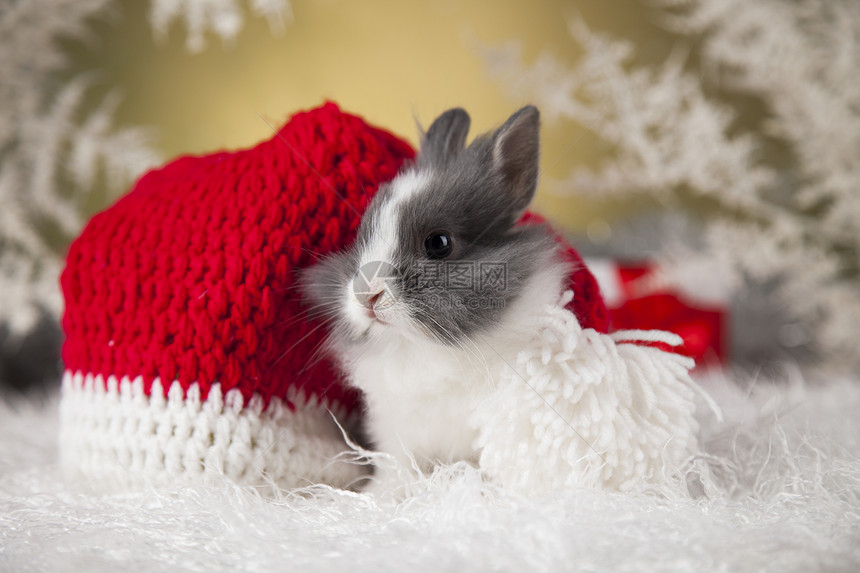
[149,0,291,52]
[481,21,774,212]
[0,1,161,337]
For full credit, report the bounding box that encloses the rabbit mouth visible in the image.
[366,308,389,325]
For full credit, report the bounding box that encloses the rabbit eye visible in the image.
[424,231,454,259]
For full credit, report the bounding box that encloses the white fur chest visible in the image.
[346,333,506,469]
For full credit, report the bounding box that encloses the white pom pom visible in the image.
[471,293,702,493]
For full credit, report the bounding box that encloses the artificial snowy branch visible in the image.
[481,20,774,212]
[1,1,161,337]
[149,0,291,52]
[657,0,860,245]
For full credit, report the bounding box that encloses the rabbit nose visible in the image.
[354,279,387,309]
[353,261,397,309]
[366,290,384,308]
[355,286,385,309]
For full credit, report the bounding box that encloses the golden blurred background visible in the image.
[68,0,675,231]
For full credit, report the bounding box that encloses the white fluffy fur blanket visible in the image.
[2,370,859,572]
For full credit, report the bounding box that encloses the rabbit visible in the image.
[302,105,572,488]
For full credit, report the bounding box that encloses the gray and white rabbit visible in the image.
[303,106,572,486]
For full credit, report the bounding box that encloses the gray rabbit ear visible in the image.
[491,105,541,218]
[419,108,471,167]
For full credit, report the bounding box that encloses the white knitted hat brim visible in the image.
[58,372,368,492]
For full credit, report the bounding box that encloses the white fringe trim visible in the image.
[59,371,367,492]
[472,291,703,493]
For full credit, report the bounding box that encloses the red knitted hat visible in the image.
[58,102,608,490]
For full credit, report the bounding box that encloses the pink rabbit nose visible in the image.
[359,288,389,323]
[366,290,384,309]
[354,282,387,310]
[353,261,398,320]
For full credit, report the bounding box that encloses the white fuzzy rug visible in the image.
[2,371,859,573]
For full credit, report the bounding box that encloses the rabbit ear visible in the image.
[419,108,471,167]
[491,105,541,219]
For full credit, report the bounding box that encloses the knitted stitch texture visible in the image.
[62,103,413,413]
[565,253,609,333]
[59,102,610,490]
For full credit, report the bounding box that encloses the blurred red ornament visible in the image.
[589,261,728,368]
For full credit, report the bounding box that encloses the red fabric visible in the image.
[611,294,726,366]
[607,264,727,366]
[61,102,610,415]
[61,103,414,412]
[616,264,651,299]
